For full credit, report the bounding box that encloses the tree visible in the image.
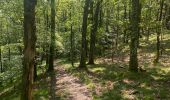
[79,0,91,68]
[129,0,141,72]
[88,0,102,64]
[69,3,75,67]
[165,2,170,30]
[0,45,2,73]
[48,0,56,71]
[0,21,2,73]
[21,0,37,99]
[154,0,164,63]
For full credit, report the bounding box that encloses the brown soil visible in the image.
[50,63,92,100]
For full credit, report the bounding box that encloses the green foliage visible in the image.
[0,0,170,99]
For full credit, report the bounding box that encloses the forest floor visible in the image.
[51,57,170,100]
[47,34,170,100]
[53,58,170,100]
[49,62,92,100]
[1,35,170,100]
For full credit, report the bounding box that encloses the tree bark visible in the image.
[48,0,56,71]
[0,46,2,73]
[123,2,127,43]
[137,3,142,48]
[0,22,2,73]
[165,4,170,30]
[70,5,74,67]
[88,0,101,64]
[7,25,11,61]
[45,8,49,70]
[155,0,164,63]
[79,0,91,68]
[21,0,37,99]
[33,62,37,81]
[129,0,141,72]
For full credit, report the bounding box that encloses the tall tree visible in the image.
[88,0,102,64]
[137,3,142,47]
[79,0,91,68]
[70,3,74,67]
[155,0,164,63]
[48,0,56,71]
[123,1,128,43]
[0,22,2,73]
[165,3,170,30]
[0,45,2,73]
[129,0,141,72]
[21,0,37,99]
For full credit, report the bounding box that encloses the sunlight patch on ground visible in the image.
[122,79,135,85]
[165,48,170,52]
[159,67,170,74]
[121,89,136,100]
[90,67,106,73]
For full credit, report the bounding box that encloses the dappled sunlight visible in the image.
[62,54,170,99]
[1,0,170,99]
[121,89,136,100]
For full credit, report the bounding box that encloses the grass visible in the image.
[63,61,170,100]
[1,33,170,100]
[60,33,170,100]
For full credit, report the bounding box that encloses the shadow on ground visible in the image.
[65,59,170,100]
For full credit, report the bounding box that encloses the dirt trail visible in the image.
[52,64,92,100]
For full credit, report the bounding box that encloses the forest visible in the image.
[0,0,170,100]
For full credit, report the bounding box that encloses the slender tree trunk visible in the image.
[105,8,109,33]
[21,0,37,99]
[123,2,127,43]
[165,4,170,30]
[8,47,10,61]
[79,0,91,68]
[88,0,101,64]
[0,46,2,73]
[0,22,2,73]
[33,61,37,81]
[70,6,74,67]
[45,9,49,69]
[137,3,142,48]
[99,2,103,27]
[70,24,74,66]
[7,25,11,61]
[48,0,56,71]
[112,32,114,62]
[129,0,141,72]
[115,4,120,50]
[155,0,164,63]
[147,27,150,41]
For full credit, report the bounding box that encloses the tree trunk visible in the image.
[155,0,164,63]
[129,0,140,72]
[7,25,11,61]
[48,0,56,72]
[8,47,10,61]
[33,62,37,81]
[0,22,2,73]
[123,2,127,43]
[45,8,49,70]
[165,4,170,30]
[70,6,74,67]
[21,0,37,99]
[88,0,101,65]
[99,2,103,27]
[115,4,120,50]
[79,0,91,68]
[147,27,150,41]
[137,3,142,48]
[0,46,2,73]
